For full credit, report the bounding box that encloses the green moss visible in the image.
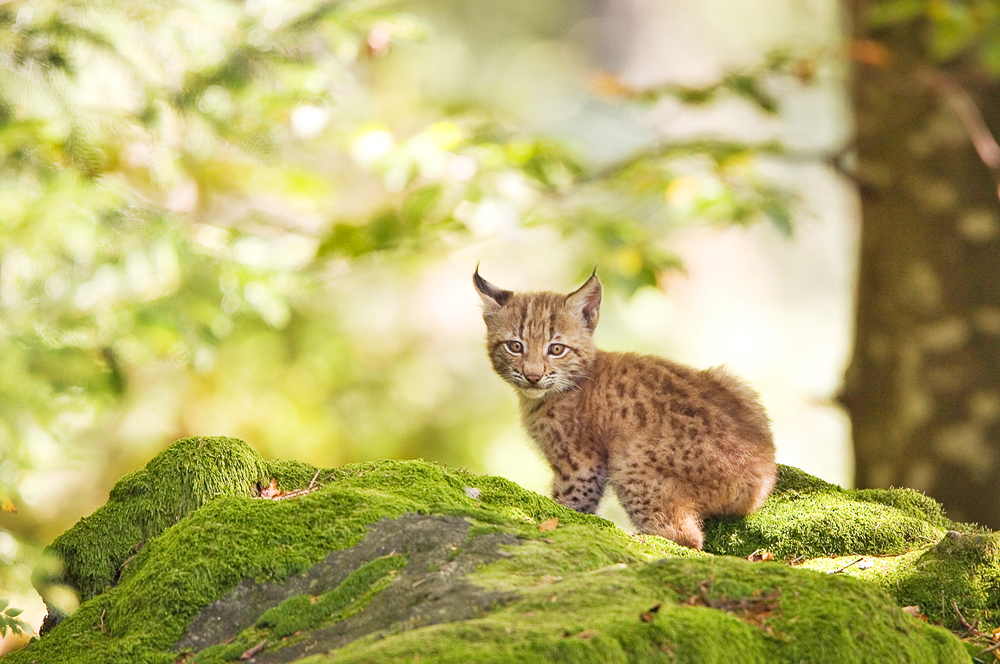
[704,465,946,559]
[10,438,995,664]
[258,554,407,637]
[771,464,842,494]
[189,626,270,664]
[701,463,989,629]
[797,550,924,584]
[852,488,954,529]
[892,531,1000,630]
[100,486,422,651]
[13,438,680,664]
[43,436,268,602]
[266,458,325,489]
[192,555,407,664]
[317,557,969,664]
[310,460,686,561]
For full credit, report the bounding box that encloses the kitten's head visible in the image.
[473,268,601,399]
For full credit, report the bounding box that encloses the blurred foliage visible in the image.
[867,0,1000,70]
[0,599,28,637]
[0,0,810,603]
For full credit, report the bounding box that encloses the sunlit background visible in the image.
[0,0,854,645]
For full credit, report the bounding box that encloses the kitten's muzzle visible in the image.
[524,371,543,384]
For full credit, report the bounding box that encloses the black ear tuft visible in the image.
[473,266,513,308]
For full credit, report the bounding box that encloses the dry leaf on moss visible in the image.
[258,478,321,501]
[538,517,559,532]
[747,550,774,562]
[259,479,280,499]
[241,640,266,660]
[640,602,662,622]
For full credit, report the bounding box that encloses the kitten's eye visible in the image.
[505,340,524,354]
[547,343,567,357]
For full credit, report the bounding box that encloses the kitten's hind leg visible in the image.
[613,476,703,549]
[550,459,608,514]
[647,508,703,550]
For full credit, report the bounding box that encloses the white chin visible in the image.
[519,387,548,399]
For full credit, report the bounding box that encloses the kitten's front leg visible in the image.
[525,408,608,513]
[548,452,608,514]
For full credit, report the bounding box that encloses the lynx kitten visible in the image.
[474,268,776,549]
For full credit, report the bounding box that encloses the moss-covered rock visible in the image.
[42,436,269,603]
[10,436,999,664]
[703,465,951,559]
[797,530,1000,630]
[703,464,998,631]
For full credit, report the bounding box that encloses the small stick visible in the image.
[979,641,1000,656]
[952,600,987,639]
[829,557,864,574]
[952,600,972,630]
[960,615,980,639]
[308,469,322,489]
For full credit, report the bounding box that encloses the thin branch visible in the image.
[951,600,988,640]
[920,67,1000,202]
[581,138,801,185]
[979,641,1000,656]
[828,557,864,574]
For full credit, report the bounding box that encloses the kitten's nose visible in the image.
[524,372,542,384]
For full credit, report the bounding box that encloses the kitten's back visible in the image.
[580,350,771,446]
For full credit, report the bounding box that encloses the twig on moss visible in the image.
[978,640,1000,656]
[952,600,988,639]
[828,557,864,574]
[258,475,323,501]
[308,469,321,489]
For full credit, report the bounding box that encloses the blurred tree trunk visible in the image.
[844,3,1000,525]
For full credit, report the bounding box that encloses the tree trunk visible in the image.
[845,3,1000,526]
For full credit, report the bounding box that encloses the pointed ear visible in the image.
[473,266,512,312]
[566,270,602,331]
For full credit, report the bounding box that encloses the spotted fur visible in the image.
[474,269,777,549]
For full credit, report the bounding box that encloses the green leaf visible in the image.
[979,30,1000,74]
[402,184,444,224]
[726,75,779,114]
[866,0,928,27]
[762,200,794,237]
[0,599,28,638]
[673,85,717,105]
